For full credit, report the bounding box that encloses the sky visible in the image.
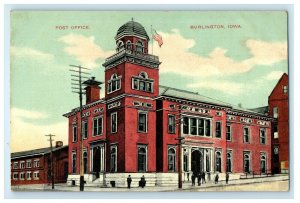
[10,11,288,152]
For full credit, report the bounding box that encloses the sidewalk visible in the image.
[12,174,289,192]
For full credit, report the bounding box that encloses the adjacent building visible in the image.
[63,20,274,187]
[11,142,68,186]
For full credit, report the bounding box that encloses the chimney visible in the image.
[55,141,63,148]
[83,77,103,104]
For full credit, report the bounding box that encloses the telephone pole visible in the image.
[45,134,55,189]
[69,64,90,191]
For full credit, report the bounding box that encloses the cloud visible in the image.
[10,108,68,153]
[265,71,285,81]
[154,29,287,77]
[59,33,114,68]
[187,80,243,95]
[10,46,54,60]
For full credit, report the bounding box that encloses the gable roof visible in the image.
[11,146,68,159]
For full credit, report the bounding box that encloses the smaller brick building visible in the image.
[11,142,68,186]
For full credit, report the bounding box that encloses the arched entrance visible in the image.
[191,150,203,174]
[93,146,101,178]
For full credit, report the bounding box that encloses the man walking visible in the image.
[226,172,229,184]
[127,175,132,189]
[215,173,219,184]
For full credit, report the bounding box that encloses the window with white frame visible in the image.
[82,121,88,139]
[136,41,144,53]
[72,125,78,142]
[116,40,124,52]
[126,40,132,50]
[33,171,39,180]
[243,127,250,143]
[283,85,288,94]
[26,171,31,180]
[132,71,153,93]
[182,116,211,136]
[138,111,148,133]
[33,159,39,168]
[111,112,118,133]
[20,161,25,169]
[110,146,117,172]
[108,74,121,94]
[26,160,32,168]
[273,107,278,118]
[137,145,147,172]
[226,151,232,172]
[215,151,222,172]
[13,172,18,180]
[226,125,231,141]
[215,121,222,138]
[72,151,76,174]
[20,172,25,180]
[13,162,18,169]
[167,147,176,172]
[260,128,267,144]
[93,116,103,136]
[244,152,251,173]
[260,153,267,174]
[168,115,176,134]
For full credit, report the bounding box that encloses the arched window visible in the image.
[136,41,144,53]
[116,40,124,52]
[168,147,176,172]
[83,151,88,174]
[226,152,232,172]
[139,71,148,79]
[215,151,222,172]
[243,127,250,143]
[132,71,153,93]
[260,128,266,144]
[138,146,147,172]
[260,154,266,174]
[108,74,121,94]
[126,40,132,50]
[244,153,250,173]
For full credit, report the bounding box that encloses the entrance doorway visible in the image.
[191,150,203,174]
[93,146,101,178]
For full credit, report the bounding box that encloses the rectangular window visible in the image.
[13,162,18,169]
[215,121,222,138]
[273,107,278,118]
[111,112,118,133]
[133,78,138,89]
[146,82,152,92]
[260,128,266,144]
[226,125,231,141]
[26,160,32,168]
[110,146,117,172]
[93,117,103,136]
[243,127,250,143]
[33,171,40,180]
[26,171,31,180]
[138,112,147,133]
[183,117,189,134]
[139,81,145,91]
[198,118,204,136]
[33,160,39,168]
[20,172,25,180]
[13,172,18,180]
[190,117,197,135]
[72,125,77,142]
[82,121,88,139]
[168,115,176,134]
[205,120,211,136]
[20,161,25,169]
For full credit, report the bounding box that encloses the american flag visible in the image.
[152,30,163,47]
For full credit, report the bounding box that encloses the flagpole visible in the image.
[151,25,153,55]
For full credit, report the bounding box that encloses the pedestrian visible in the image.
[191,172,195,186]
[226,172,229,184]
[214,173,219,184]
[127,175,132,189]
[140,175,146,188]
[202,171,206,184]
[197,172,201,186]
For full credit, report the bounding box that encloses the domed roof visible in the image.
[115,20,149,40]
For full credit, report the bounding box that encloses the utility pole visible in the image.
[69,64,90,191]
[45,134,55,189]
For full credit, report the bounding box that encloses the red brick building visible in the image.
[269,73,289,174]
[63,20,273,187]
[11,142,68,186]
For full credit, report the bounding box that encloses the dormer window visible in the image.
[108,74,122,94]
[126,40,132,50]
[116,40,124,52]
[136,41,144,53]
[132,71,153,93]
